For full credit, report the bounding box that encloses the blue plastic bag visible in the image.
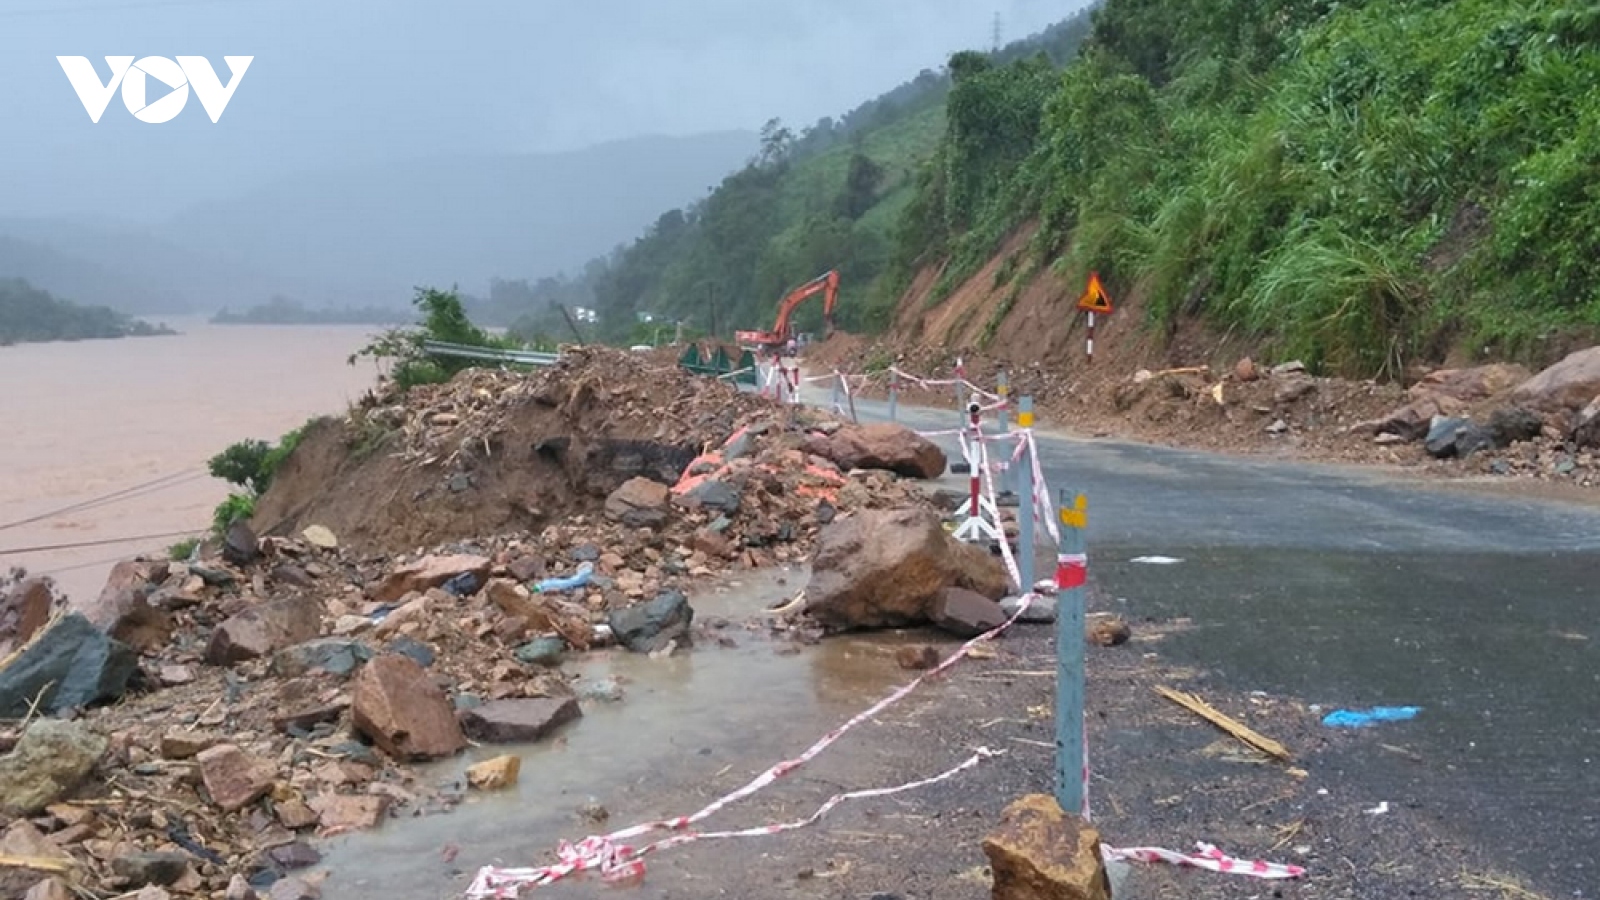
[1321,706,1421,728]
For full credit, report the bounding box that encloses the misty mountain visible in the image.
[0,131,756,314]
[158,131,757,309]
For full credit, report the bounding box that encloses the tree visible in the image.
[837,152,886,220]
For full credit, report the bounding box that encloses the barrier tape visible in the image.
[464,594,1042,897]
[1102,844,1306,880]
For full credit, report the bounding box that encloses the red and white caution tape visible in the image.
[1102,843,1307,879]
[463,595,1041,898]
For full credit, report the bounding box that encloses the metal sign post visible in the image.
[1014,396,1035,591]
[1055,488,1088,816]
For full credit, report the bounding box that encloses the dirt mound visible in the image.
[254,347,771,555]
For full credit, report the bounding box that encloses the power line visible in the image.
[0,529,199,555]
[0,469,208,533]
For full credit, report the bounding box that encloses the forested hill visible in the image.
[0,279,174,346]
[567,0,1600,379]
[562,13,1094,346]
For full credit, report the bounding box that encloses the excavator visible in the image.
[735,270,840,354]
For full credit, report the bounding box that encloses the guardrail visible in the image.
[421,340,562,366]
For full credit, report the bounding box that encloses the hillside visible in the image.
[0,278,174,346]
[871,0,1600,379]
[573,14,1096,346]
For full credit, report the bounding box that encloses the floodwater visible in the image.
[0,319,382,601]
[316,567,918,900]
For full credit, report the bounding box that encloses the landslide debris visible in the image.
[0,352,950,897]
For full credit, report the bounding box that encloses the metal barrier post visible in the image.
[888,369,899,423]
[955,357,968,434]
[829,374,842,416]
[998,371,1011,432]
[1055,488,1088,816]
[1015,396,1035,591]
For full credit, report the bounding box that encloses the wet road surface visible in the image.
[863,394,1600,897]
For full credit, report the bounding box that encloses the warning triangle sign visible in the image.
[1077,272,1114,314]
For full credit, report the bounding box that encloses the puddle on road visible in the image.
[316,567,918,900]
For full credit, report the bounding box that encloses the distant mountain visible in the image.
[158,131,758,309]
[0,131,756,314]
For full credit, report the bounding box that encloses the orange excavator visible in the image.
[735,270,840,353]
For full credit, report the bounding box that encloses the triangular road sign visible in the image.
[1077,271,1114,314]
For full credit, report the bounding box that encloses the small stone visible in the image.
[274,798,319,830]
[268,876,320,900]
[1087,616,1131,647]
[308,794,389,832]
[895,645,940,670]
[111,851,190,887]
[301,526,338,549]
[1265,418,1289,434]
[350,654,466,761]
[157,664,196,686]
[513,636,566,667]
[270,638,372,678]
[466,755,521,791]
[507,555,546,582]
[24,878,73,900]
[267,841,321,870]
[160,730,217,760]
[196,744,276,811]
[1000,595,1057,624]
[0,719,108,817]
[607,589,693,654]
[983,794,1110,900]
[222,522,261,566]
[577,677,624,703]
[929,587,1007,638]
[225,874,257,900]
[385,635,435,668]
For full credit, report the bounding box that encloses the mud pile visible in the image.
[253,346,774,555]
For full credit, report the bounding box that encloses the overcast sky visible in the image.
[0,0,1089,222]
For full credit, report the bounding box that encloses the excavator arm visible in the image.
[737,270,840,351]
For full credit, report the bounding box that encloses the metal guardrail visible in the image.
[421,340,562,366]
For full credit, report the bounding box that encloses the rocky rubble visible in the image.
[0,361,955,897]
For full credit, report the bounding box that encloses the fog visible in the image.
[0,0,1087,309]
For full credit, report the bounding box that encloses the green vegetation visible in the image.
[888,0,1600,376]
[206,423,310,533]
[0,278,175,346]
[348,286,523,390]
[212,295,412,326]
[569,16,1095,341]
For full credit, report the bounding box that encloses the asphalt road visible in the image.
[835,388,1600,898]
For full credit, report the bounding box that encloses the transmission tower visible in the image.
[992,11,1003,51]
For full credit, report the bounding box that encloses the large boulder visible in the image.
[0,613,137,717]
[982,794,1111,900]
[206,594,323,665]
[1510,347,1600,415]
[0,719,108,817]
[817,423,946,479]
[1370,363,1531,439]
[372,554,492,604]
[1574,396,1600,448]
[350,654,466,761]
[67,560,173,654]
[604,477,672,528]
[803,508,1008,630]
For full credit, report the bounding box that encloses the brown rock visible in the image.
[1511,347,1600,414]
[692,528,734,559]
[307,793,390,832]
[604,477,672,528]
[459,697,582,744]
[983,794,1111,900]
[160,730,217,760]
[1233,357,1258,382]
[157,664,195,686]
[275,798,320,830]
[205,594,322,665]
[821,423,947,479]
[1369,363,1533,439]
[372,554,492,604]
[929,587,1007,638]
[350,654,466,760]
[507,555,546,582]
[0,577,57,653]
[268,876,320,900]
[226,875,258,900]
[466,754,521,790]
[895,645,940,670]
[196,744,276,811]
[804,508,1009,630]
[485,579,550,629]
[1087,616,1131,647]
